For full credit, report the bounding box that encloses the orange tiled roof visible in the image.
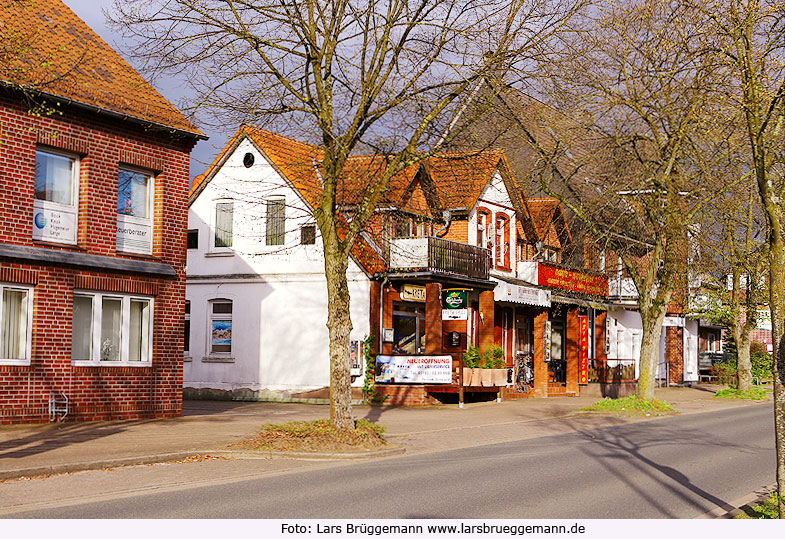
[426,150,506,209]
[337,155,420,207]
[0,0,202,136]
[526,198,572,246]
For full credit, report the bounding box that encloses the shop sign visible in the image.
[32,204,77,244]
[117,217,152,254]
[401,284,426,303]
[544,321,552,362]
[374,355,452,384]
[442,290,468,320]
[494,281,551,307]
[538,263,609,296]
[662,316,685,327]
[579,316,589,385]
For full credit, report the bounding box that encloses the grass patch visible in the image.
[714,387,768,400]
[735,494,781,519]
[229,419,388,453]
[580,396,673,414]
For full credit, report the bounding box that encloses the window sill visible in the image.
[205,251,235,257]
[0,360,31,367]
[71,361,152,368]
[116,250,158,260]
[202,356,234,363]
[32,239,84,251]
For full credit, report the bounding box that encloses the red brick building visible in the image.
[0,0,204,423]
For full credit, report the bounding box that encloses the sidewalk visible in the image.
[0,385,769,480]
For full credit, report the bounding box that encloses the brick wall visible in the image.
[665,326,684,384]
[0,94,195,424]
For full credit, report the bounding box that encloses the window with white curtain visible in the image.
[71,292,153,365]
[213,201,234,250]
[0,285,33,364]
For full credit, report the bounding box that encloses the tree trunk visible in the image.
[324,247,354,431]
[736,330,752,392]
[636,309,667,402]
[769,236,785,517]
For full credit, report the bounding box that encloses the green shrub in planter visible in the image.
[483,344,505,368]
[464,346,481,368]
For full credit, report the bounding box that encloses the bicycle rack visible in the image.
[49,393,69,422]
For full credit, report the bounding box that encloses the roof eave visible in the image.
[3,82,207,141]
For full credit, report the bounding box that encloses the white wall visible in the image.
[469,170,518,277]
[185,137,371,395]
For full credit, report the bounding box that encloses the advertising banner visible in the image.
[538,263,609,296]
[579,316,589,385]
[375,355,452,384]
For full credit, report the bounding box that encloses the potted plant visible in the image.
[481,344,507,386]
[463,346,481,386]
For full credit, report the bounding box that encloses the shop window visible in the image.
[187,229,199,249]
[392,302,425,354]
[71,292,152,365]
[0,285,33,364]
[184,300,191,355]
[214,201,234,249]
[301,224,316,245]
[33,148,79,244]
[209,300,232,355]
[117,167,154,254]
[549,319,566,383]
[266,198,285,246]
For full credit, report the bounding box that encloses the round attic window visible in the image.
[243,152,255,168]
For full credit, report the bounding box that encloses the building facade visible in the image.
[0,0,203,423]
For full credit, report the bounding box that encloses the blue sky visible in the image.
[62,0,230,182]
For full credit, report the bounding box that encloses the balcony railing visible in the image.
[388,236,490,280]
[608,277,638,299]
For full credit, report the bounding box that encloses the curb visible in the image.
[0,445,406,481]
[697,484,776,519]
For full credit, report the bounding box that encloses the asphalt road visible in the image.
[4,404,776,518]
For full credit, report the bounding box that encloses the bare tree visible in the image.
[698,0,785,517]
[516,0,729,401]
[111,0,587,429]
[695,159,768,392]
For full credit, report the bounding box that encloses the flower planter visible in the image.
[462,367,474,386]
[480,368,494,386]
[493,368,508,386]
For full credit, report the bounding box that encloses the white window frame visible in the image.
[206,299,233,359]
[32,147,80,245]
[265,197,286,247]
[0,284,34,366]
[116,165,154,255]
[71,291,154,367]
[209,199,234,254]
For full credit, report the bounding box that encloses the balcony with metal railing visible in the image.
[387,236,491,281]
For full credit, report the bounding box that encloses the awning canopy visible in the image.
[492,275,551,307]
